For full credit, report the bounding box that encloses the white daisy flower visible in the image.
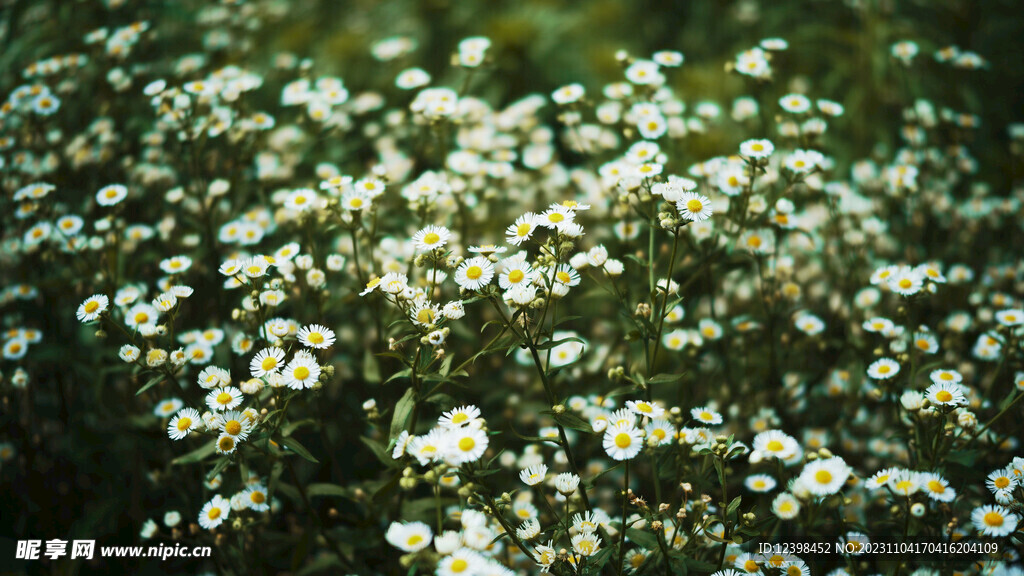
[626,399,664,419]
[282,355,321,389]
[520,464,548,486]
[691,406,723,426]
[412,225,452,252]
[385,521,433,552]
[297,324,336,349]
[439,405,481,429]
[244,485,270,511]
[676,192,713,221]
[745,474,777,493]
[739,139,774,159]
[603,423,644,461]
[506,213,540,246]
[205,386,243,411]
[924,382,967,407]
[798,456,851,496]
[76,294,109,322]
[454,257,494,291]
[167,408,201,441]
[96,184,128,206]
[198,495,230,530]
[445,427,488,465]
[866,358,900,380]
[970,505,1019,538]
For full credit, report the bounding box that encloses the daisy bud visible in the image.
[552,404,565,414]
[910,503,926,517]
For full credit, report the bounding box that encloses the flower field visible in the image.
[2,0,1024,574]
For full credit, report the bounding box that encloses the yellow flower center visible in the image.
[548,213,564,223]
[814,470,833,484]
[508,270,524,283]
[878,365,891,374]
[134,312,149,324]
[556,271,571,283]
[577,540,595,555]
[218,436,234,451]
[466,266,483,280]
[261,356,277,370]
[686,199,704,213]
[748,236,762,248]
[994,477,1010,489]
[416,308,434,324]
[177,417,192,431]
[898,279,913,289]
[653,429,666,440]
[84,301,100,313]
[225,420,242,435]
[208,507,221,520]
[935,390,953,403]
[294,196,307,205]
[766,440,784,452]
[423,232,440,245]
[615,433,632,448]
[293,366,310,380]
[407,534,423,546]
[251,491,266,504]
[983,512,1004,527]
[450,559,468,572]
[458,437,476,452]
[516,222,531,236]
[631,553,645,568]
[745,560,760,572]
[105,189,119,198]
[349,197,363,208]
[216,392,232,405]
[308,332,324,344]
[451,413,469,424]
[940,372,954,381]
[927,480,945,493]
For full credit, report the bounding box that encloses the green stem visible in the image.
[617,460,630,576]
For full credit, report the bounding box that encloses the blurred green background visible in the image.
[2,0,1023,573]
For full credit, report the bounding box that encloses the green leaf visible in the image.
[171,441,216,465]
[727,495,743,516]
[552,315,582,328]
[626,528,660,550]
[207,456,232,481]
[361,435,399,468]
[945,449,980,467]
[295,554,342,576]
[277,435,320,464]
[583,462,622,488]
[647,373,685,385]
[391,388,417,439]
[136,374,166,396]
[589,545,616,570]
[384,368,412,385]
[439,354,455,377]
[534,336,585,351]
[363,347,381,383]
[306,483,352,499]
[551,411,593,433]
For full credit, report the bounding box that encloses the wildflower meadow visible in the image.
[2,0,1024,574]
